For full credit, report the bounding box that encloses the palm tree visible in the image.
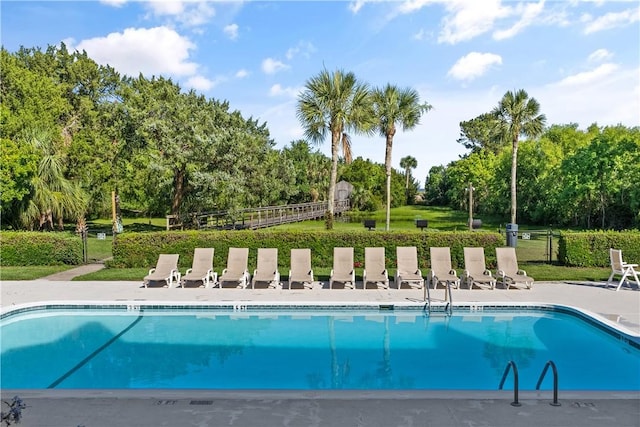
[372,84,431,230]
[492,89,546,224]
[20,128,87,230]
[400,155,418,190]
[296,69,374,229]
[400,155,418,205]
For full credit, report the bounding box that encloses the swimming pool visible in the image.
[1,305,639,390]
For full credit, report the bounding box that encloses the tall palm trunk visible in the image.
[510,138,518,224]
[326,128,341,227]
[385,130,395,231]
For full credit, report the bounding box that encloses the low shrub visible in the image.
[111,230,503,270]
[0,231,83,266]
[558,231,640,267]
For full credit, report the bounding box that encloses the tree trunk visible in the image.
[172,167,185,216]
[385,131,395,231]
[510,138,518,224]
[327,129,340,229]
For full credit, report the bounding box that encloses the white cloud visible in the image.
[555,63,618,87]
[235,69,249,78]
[261,57,290,75]
[413,29,425,40]
[493,0,544,40]
[397,0,435,15]
[269,84,301,98]
[349,0,367,14]
[541,66,639,130]
[144,1,216,28]
[285,41,316,60]
[185,75,216,91]
[224,23,239,40]
[588,48,613,63]
[583,7,640,34]
[100,0,127,7]
[74,26,198,78]
[448,52,502,81]
[438,0,511,44]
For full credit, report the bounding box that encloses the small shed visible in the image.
[335,180,354,202]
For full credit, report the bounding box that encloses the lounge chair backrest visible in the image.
[291,248,312,274]
[610,249,624,271]
[156,254,179,272]
[464,247,486,275]
[365,247,386,273]
[496,247,518,276]
[226,248,249,274]
[430,247,453,275]
[397,246,419,273]
[191,248,214,273]
[333,247,354,273]
[257,248,278,273]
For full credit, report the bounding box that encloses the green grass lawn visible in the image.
[0,266,73,280]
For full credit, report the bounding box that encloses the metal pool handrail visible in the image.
[536,360,561,406]
[499,360,521,407]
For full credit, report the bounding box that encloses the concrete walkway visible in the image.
[39,262,106,281]
[1,273,639,427]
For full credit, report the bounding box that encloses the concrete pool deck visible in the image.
[1,274,639,427]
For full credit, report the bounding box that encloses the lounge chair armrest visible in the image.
[148,268,156,275]
[221,268,228,275]
[449,269,457,276]
[517,269,527,276]
[185,268,193,275]
[497,269,506,277]
[483,270,493,277]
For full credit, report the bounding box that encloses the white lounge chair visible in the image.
[219,248,250,289]
[143,254,180,288]
[463,247,496,290]
[181,248,217,288]
[395,246,424,290]
[363,247,389,289]
[430,247,460,290]
[496,247,533,289]
[252,248,281,289]
[607,248,639,291]
[288,248,314,289]
[330,247,356,289]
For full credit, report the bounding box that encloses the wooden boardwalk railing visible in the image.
[184,200,350,230]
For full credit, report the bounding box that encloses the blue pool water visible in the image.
[1,307,638,390]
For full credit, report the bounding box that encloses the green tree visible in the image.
[372,84,431,230]
[296,69,374,229]
[457,112,504,154]
[424,165,449,206]
[492,89,546,224]
[20,129,87,230]
[400,155,418,204]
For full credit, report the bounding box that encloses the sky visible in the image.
[2,0,639,186]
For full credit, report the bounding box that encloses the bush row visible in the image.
[0,231,84,266]
[558,231,640,267]
[111,230,503,270]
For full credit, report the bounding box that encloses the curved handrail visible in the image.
[536,360,561,406]
[445,282,453,315]
[498,361,521,407]
[423,282,431,315]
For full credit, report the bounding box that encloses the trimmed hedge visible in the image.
[0,231,84,266]
[558,231,640,267]
[111,230,503,270]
